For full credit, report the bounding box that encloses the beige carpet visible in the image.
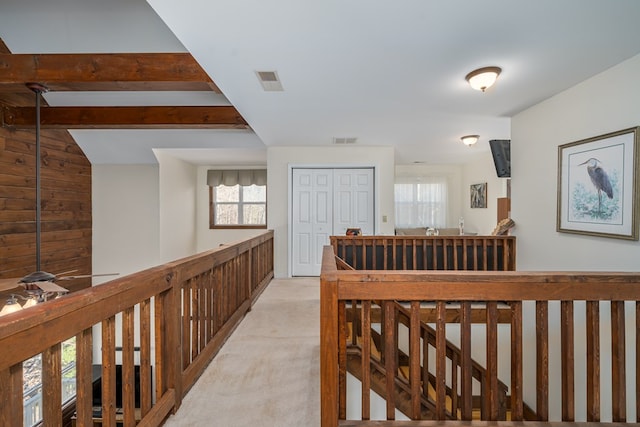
[163,277,321,427]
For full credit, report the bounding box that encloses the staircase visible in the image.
[345,300,519,421]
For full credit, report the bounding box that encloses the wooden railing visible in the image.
[320,244,640,426]
[330,235,516,271]
[0,231,273,427]
[335,236,514,420]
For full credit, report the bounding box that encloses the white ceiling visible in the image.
[2,0,640,166]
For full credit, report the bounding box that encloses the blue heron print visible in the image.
[578,158,613,216]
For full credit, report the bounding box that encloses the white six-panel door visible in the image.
[332,169,374,236]
[291,168,374,276]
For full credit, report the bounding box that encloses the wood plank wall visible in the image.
[0,124,92,292]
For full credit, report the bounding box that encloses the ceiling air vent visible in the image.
[256,70,284,91]
[332,137,358,145]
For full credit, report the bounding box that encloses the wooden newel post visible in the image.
[320,245,340,427]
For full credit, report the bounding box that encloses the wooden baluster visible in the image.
[0,363,24,427]
[383,238,388,270]
[435,301,447,419]
[75,328,93,426]
[338,301,347,419]
[472,239,479,271]
[431,238,438,270]
[363,239,369,269]
[510,301,524,421]
[361,301,371,420]
[536,301,549,421]
[462,237,468,271]
[140,298,153,416]
[422,239,428,270]
[102,315,117,426]
[384,301,396,419]
[611,301,626,422]
[422,326,430,403]
[586,300,600,421]
[351,300,358,346]
[352,237,357,269]
[372,238,378,269]
[208,269,215,342]
[181,284,190,369]
[412,238,418,270]
[200,274,207,352]
[482,239,488,270]
[561,300,575,421]
[492,239,498,270]
[452,237,459,270]
[451,352,459,418]
[442,238,449,270]
[42,343,62,427]
[410,301,421,419]
[401,238,407,270]
[460,301,473,420]
[485,301,499,420]
[121,306,136,427]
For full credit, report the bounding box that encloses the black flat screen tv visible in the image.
[489,139,511,178]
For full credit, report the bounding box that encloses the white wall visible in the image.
[512,53,640,271]
[511,53,640,421]
[268,145,396,277]
[195,165,268,252]
[461,151,509,235]
[155,151,197,262]
[92,165,161,282]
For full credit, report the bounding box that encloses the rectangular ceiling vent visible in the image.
[332,137,358,145]
[256,70,284,91]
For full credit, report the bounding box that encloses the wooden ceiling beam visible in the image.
[2,105,249,129]
[0,53,220,93]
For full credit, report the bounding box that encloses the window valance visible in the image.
[207,169,267,187]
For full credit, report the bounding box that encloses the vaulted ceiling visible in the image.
[1,0,640,166]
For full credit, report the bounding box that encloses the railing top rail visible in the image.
[321,245,640,301]
[330,235,516,240]
[166,230,274,277]
[0,231,274,371]
[0,264,174,370]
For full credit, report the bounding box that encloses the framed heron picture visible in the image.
[557,126,640,240]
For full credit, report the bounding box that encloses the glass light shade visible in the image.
[0,299,23,316]
[23,297,38,308]
[465,67,501,92]
[461,135,479,146]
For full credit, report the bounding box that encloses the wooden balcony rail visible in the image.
[0,231,273,427]
[330,235,516,271]
[320,244,640,427]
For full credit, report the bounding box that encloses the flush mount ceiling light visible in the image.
[461,135,479,146]
[465,66,501,92]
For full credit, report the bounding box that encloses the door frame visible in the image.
[287,163,378,277]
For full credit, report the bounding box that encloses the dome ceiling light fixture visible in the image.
[461,135,479,146]
[465,66,502,92]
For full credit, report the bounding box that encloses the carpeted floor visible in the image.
[163,277,321,427]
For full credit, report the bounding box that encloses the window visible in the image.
[210,184,266,228]
[23,337,77,427]
[207,169,267,229]
[394,177,448,228]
